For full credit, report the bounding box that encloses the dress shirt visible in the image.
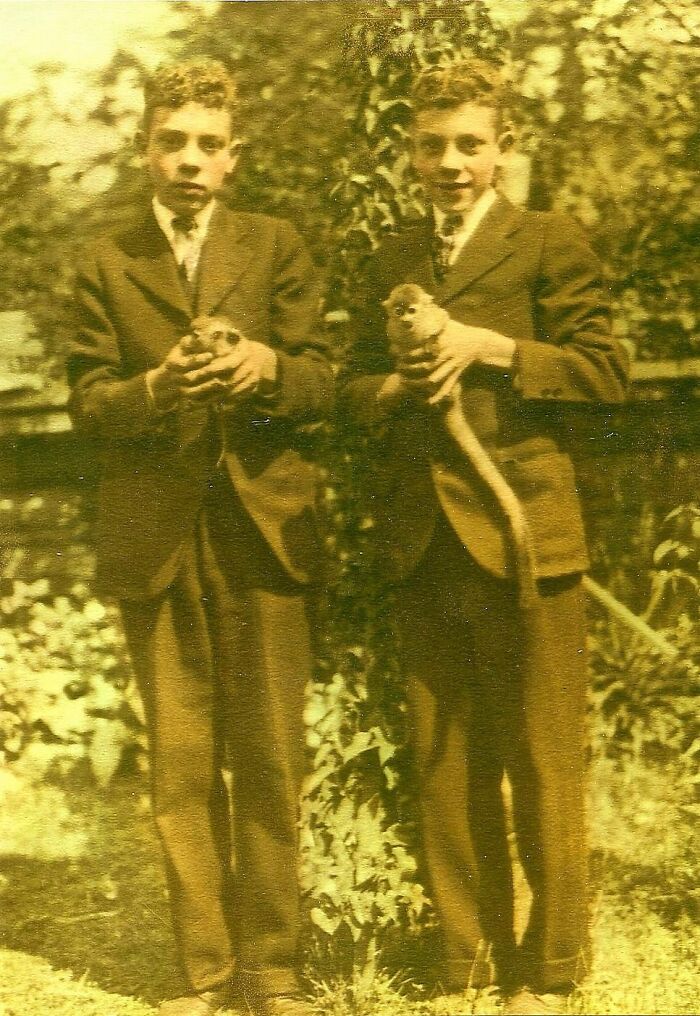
[152,197,216,279]
[433,188,498,266]
[145,199,215,409]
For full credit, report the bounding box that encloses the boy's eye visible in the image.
[457,134,486,154]
[200,138,226,153]
[418,138,444,156]
[158,132,185,152]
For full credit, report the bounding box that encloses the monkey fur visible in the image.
[383,283,538,607]
[177,315,243,462]
[179,315,242,356]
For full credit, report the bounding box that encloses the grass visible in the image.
[0,756,698,1016]
[0,773,178,1012]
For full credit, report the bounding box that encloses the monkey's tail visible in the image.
[442,396,539,610]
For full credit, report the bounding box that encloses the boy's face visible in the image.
[141,101,239,216]
[411,101,507,214]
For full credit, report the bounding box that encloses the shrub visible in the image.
[0,576,143,788]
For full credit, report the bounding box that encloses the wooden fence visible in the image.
[0,360,698,592]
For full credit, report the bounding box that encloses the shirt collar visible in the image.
[152,196,216,243]
[433,187,498,236]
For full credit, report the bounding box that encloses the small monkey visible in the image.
[383,283,537,607]
[179,315,242,357]
[384,283,450,357]
[178,315,243,462]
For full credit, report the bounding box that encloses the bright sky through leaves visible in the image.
[0,0,193,100]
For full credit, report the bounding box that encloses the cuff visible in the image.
[511,339,568,400]
[145,368,179,415]
[256,354,282,402]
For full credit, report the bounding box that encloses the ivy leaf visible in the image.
[309,906,341,936]
[89,717,129,788]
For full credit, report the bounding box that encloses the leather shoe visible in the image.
[159,984,236,1015]
[250,993,315,1016]
[503,987,569,1015]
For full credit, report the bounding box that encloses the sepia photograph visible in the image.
[0,2,697,1015]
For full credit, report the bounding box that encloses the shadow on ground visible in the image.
[0,775,179,1006]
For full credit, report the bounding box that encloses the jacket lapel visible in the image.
[122,210,192,321]
[436,195,522,305]
[393,218,438,294]
[196,207,257,317]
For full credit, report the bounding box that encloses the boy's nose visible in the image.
[178,141,204,171]
[439,144,464,172]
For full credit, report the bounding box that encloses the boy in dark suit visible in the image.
[67,60,331,1016]
[340,61,628,1015]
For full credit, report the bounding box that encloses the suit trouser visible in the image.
[120,470,313,996]
[395,516,589,993]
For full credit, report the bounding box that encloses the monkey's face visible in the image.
[180,315,241,355]
[383,285,432,334]
[391,300,420,331]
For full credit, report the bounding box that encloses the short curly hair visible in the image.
[411,59,509,129]
[143,59,238,134]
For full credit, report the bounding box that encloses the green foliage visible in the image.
[0,98,76,378]
[507,0,699,358]
[588,505,700,794]
[301,640,431,980]
[1,0,698,987]
[0,572,143,788]
[301,447,432,976]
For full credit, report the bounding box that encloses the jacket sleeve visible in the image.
[513,213,629,404]
[257,219,333,423]
[66,250,174,441]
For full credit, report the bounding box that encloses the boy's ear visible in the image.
[225,137,245,176]
[497,123,516,155]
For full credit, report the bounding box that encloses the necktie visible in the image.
[172,215,198,282]
[433,213,463,281]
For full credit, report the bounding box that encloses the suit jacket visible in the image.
[339,195,629,582]
[67,203,332,599]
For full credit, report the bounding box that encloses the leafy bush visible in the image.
[0,576,143,788]
[588,505,700,801]
[507,0,699,360]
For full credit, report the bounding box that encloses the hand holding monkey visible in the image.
[383,284,515,405]
[147,315,277,410]
[383,284,536,606]
[146,321,219,412]
[183,316,278,404]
